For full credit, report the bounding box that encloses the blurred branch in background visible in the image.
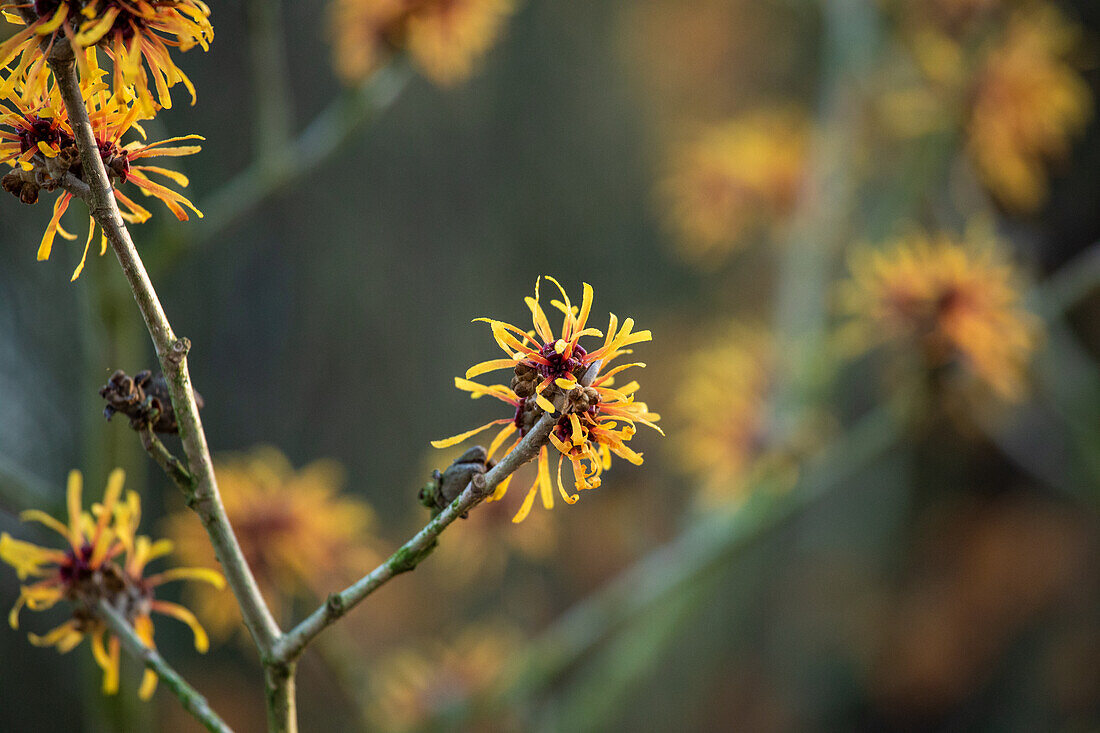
[152,59,414,273]
[0,454,51,512]
[431,405,903,727]
[769,0,879,439]
[1035,240,1100,320]
[247,0,294,164]
[978,240,1100,500]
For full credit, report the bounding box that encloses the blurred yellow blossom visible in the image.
[330,0,515,86]
[661,108,808,263]
[838,226,1040,401]
[967,5,1091,212]
[673,325,774,505]
[163,447,381,639]
[0,469,223,699]
[367,623,521,731]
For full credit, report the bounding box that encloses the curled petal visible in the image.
[152,600,210,653]
[30,619,85,653]
[145,566,225,589]
[556,455,578,504]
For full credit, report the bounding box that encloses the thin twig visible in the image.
[46,48,282,655]
[273,406,566,663]
[97,600,235,733]
[138,424,193,491]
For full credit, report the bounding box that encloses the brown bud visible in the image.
[19,182,39,205]
[565,385,601,413]
[511,374,535,398]
[99,368,203,433]
[2,173,22,196]
[57,146,79,169]
[107,156,128,182]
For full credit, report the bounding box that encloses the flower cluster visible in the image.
[163,447,382,640]
[967,5,1091,212]
[0,2,208,278]
[0,469,223,699]
[886,2,1091,213]
[838,227,1040,401]
[330,0,516,86]
[0,0,212,111]
[433,277,661,522]
[367,623,521,731]
[660,108,807,263]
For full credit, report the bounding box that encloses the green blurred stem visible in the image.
[0,454,52,511]
[770,0,879,438]
[247,0,293,163]
[436,406,902,724]
[1033,240,1100,319]
[97,601,234,733]
[157,59,414,268]
[549,572,718,733]
[138,424,193,490]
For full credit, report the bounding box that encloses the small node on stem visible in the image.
[325,593,347,619]
[168,337,192,365]
[470,472,488,496]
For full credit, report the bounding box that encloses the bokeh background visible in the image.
[2,0,1100,730]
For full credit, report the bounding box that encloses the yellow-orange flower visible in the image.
[838,227,1040,401]
[0,469,223,699]
[330,0,515,86]
[0,0,212,111]
[367,623,521,731]
[661,108,808,263]
[163,447,381,640]
[673,325,773,505]
[967,5,1090,212]
[463,276,652,413]
[432,277,661,522]
[0,60,202,278]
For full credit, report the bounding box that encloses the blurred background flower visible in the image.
[330,0,516,85]
[837,224,1040,404]
[365,622,522,731]
[660,109,808,264]
[162,447,380,640]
